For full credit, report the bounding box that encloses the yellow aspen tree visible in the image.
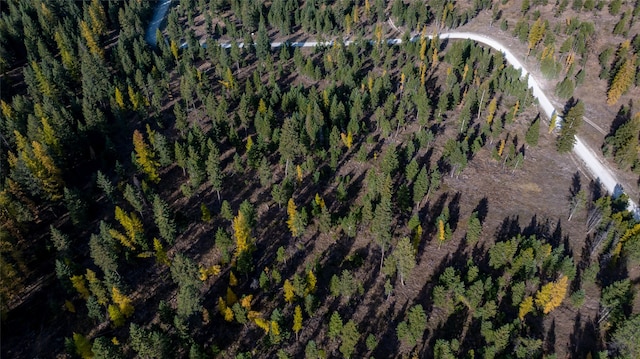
[420,38,428,61]
[284,279,295,303]
[80,20,103,58]
[170,40,179,61]
[255,317,270,333]
[233,212,251,257]
[287,198,299,237]
[153,238,169,266]
[340,131,353,149]
[40,117,60,155]
[293,305,303,340]
[114,206,143,248]
[198,265,221,280]
[31,61,55,98]
[364,0,371,17]
[109,228,135,250]
[247,311,260,322]
[217,297,227,315]
[518,296,534,320]
[241,294,253,309]
[271,320,282,342]
[352,4,359,24]
[1,99,12,120]
[420,63,427,86]
[109,304,125,326]
[535,275,568,314]
[315,193,325,208]
[17,139,64,200]
[128,85,140,111]
[497,139,506,157]
[245,135,253,153]
[375,24,383,45]
[37,3,55,32]
[73,333,93,359]
[438,219,445,248]
[226,287,238,306]
[565,52,575,68]
[486,97,497,124]
[258,98,267,114]
[462,63,469,82]
[54,30,76,75]
[133,129,160,183]
[224,307,234,321]
[607,55,637,106]
[115,87,125,109]
[111,287,134,318]
[306,271,317,294]
[528,18,546,54]
[71,275,90,299]
[345,14,352,34]
[85,269,108,305]
[512,100,520,119]
[296,165,303,183]
[224,67,236,90]
[613,223,640,257]
[88,0,107,36]
[229,271,238,286]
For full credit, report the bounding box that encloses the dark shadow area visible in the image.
[473,197,489,224]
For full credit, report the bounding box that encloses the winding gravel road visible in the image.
[146,1,639,218]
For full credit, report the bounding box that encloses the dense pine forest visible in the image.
[1,0,639,358]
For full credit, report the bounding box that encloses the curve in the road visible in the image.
[145,5,639,219]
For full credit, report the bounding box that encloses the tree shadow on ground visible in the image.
[569,312,601,357]
[606,102,633,137]
[473,196,489,224]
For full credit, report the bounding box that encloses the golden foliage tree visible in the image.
[528,18,546,54]
[170,40,179,61]
[109,287,133,327]
[306,271,317,295]
[287,198,300,237]
[31,61,55,98]
[486,97,497,125]
[535,276,568,314]
[233,211,251,257]
[10,131,64,200]
[114,87,125,109]
[284,279,295,303]
[40,117,60,155]
[133,129,160,183]
[437,219,445,247]
[341,131,353,149]
[85,269,108,305]
[607,55,637,106]
[255,317,270,333]
[73,333,93,359]
[153,238,169,266]
[80,20,103,58]
[519,296,534,320]
[293,305,303,340]
[71,275,90,299]
[111,287,134,318]
[88,0,107,36]
[110,208,142,252]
